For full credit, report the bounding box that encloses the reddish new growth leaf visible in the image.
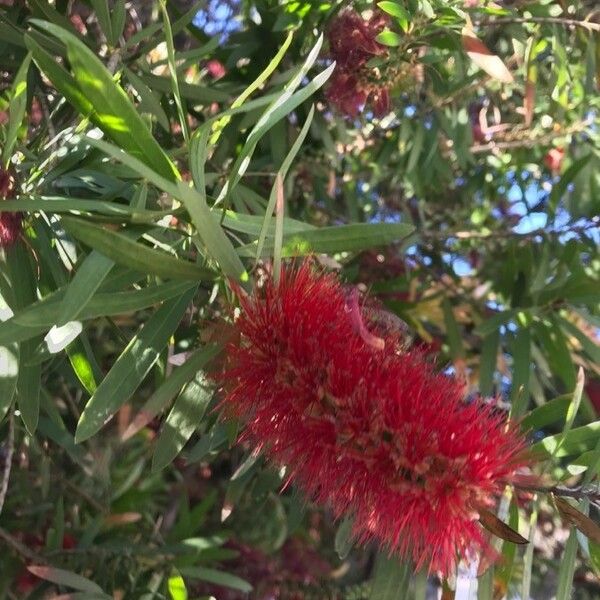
[325,10,391,118]
[218,261,531,575]
[0,167,21,247]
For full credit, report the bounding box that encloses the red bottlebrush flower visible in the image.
[218,261,531,575]
[0,167,21,247]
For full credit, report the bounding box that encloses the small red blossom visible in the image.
[543,147,565,175]
[0,167,21,247]
[326,10,392,118]
[206,59,227,80]
[219,261,531,575]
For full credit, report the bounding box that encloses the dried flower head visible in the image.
[0,167,21,248]
[219,261,530,575]
[325,10,392,117]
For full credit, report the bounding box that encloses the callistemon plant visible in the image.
[325,9,412,117]
[218,260,532,576]
[0,166,21,247]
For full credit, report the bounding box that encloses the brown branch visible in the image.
[476,16,600,33]
[513,482,600,503]
[470,121,592,154]
[419,217,600,243]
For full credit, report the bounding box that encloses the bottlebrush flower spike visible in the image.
[218,261,530,575]
[0,167,21,248]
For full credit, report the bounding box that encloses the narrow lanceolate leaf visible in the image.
[509,327,531,418]
[369,553,411,600]
[462,29,513,83]
[532,420,600,458]
[57,251,114,326]
[256,104,315,263]
[175,182,249,286]
[244,222,414,257]
[479,508,528,545]
[27,566,108,596]
[30,20,179,182]
[555,528,578,600]
[0,281,18,421]
[2,52,31,167]
[553,495,600,544]
[551,367,585,458]
[152,371,214,471]
[61,216,213,282]
[75,288,196,442]
[5,245,40,434]
[178,567,252,593]
[123,344,220,441]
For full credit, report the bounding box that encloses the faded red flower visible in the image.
[0,167,21,247]
[326,10,392,117]
[544,147,565,175]
[206,59,227,80]
[219,261,530,575]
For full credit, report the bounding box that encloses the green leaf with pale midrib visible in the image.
[30,20,179,182]
[61,216,213,282]
[75,288,196,442]
[240,222,414,257]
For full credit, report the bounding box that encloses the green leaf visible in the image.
[376,30,403,47]
[61,216,213,282]
[178,567,252,593]
[168,569,188,600]
[125,68,170,131]
[159,0,188,142]
[509,328,531,418]
[152,371,214,471]
[2,52,31,167]
[555,528,578,600]
[442,298,465,361]
[75,288,196,442]
[57,251,114,326]
[90,0,113,47]
[244,222,414,257]
[26,566,109,596]
[256,104,315,263]
[369,553,411,600]
[535,317,576,390]
[123,344,220,441]
[550,368,585,459]
[30,20,179,182]
[549,154,592,213]
[532,420,600,458]
[334,517,354,560]
[175,182,249,286]
[215,36,333,208]
[209,29,294,144]
[5,244,40,434]
[521,393,571,432]
[0,286,19,421]
[479,329,499,396]
[111,0,126,46]
[6,282,194,343]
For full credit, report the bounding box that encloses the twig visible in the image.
[469,121,592,154]
[0,526,47,563]
[419,217,600,243]
[476,16,600,33]
[513,482,600,503]
[0,412,15,516]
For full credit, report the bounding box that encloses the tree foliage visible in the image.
[0,0,599,598]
